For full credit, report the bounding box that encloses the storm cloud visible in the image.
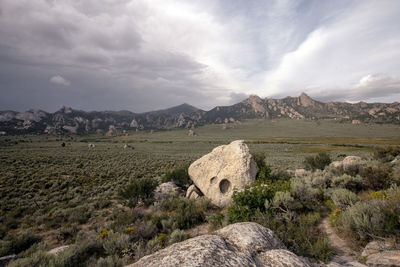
[1,0,400,112]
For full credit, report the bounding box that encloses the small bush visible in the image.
[304,152,331,171]
[290,178,318,211]
[330,188,360,210]
[119,178,159,206]
[252,153,272,182]
[331,174,364,191]
[360,166,393,190]
[374,146,400,162]
[8,250,52,267]
[173,198,206,229]
[228,185,275,222]
[168,229,188,245]
[339,202,384,241]
[0,232,41,256]
[163,165,190,188]
[102,232,130,256]
[272,191,301,212]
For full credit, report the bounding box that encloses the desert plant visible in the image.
[119,178,159,206]
[339,202,384,241]
[272,191,301,212]
[331,174,364,191]
[102,232,130,256]
[168,229,188,245]
[360,166,393,190]
[330,188,360,210]
[374,146,400,162]
[304,152,331,171]
[252,153,272,182]
[163,165,191,188]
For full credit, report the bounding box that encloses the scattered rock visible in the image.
[188,140,258,208]
[215,222,285,254]
[330,161,343,168]
[185,184,203,200]
[153,182,183,201]
[124,144,133,149]
[47,245,70,255]
[106,125,118,136]
[295,169,310,178]
[129,222,309,267]
[361,240,400,267]
[0,254,18,266]
[188,129,195,136]
[88,143,96,148]
[352,120,361,125]
[366,250,400,266]
[342,156,363,171]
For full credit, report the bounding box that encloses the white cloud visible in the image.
[261,1,400,99]
[50,75,71,86]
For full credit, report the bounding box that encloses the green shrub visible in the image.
[290,178,318,211]
[228,185,274,222]
[8,250,52,267]
[207,211,226,229]
[339,202,384,241]
[119,178,159,206]
[272,191,301,212]
[168,229,188,245]
[331,174,364,191]
[252,153,272,182]
[163,165,190,188]
[360,166,393,190]
[52,238,105,267]
[102,232,130,256]
[330,189,360,210]
[0,232,41,256]
[92,256,127,267]
[304,152,331,171]
[173,198,206,229]
[253,211,332,262]
[374,146,400,162]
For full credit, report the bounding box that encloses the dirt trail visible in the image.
[320,217,357,257]
[320,217,369,266]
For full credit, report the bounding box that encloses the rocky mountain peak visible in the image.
[244,95,266,113]
[299,92,315,107]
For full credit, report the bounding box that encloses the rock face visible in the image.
[342,156,363,171]
[153,182,183,201]
[129,222,310,267]
[362,240,400,267]
[188,140,258,208]
[185,184,203,200]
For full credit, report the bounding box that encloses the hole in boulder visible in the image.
[210,176,217,184]
[219,179,231,194]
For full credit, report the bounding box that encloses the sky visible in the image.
[1,0,400,112]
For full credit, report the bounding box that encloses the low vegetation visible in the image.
[1,121,400,266]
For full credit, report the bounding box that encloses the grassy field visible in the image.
[1,119,400,265]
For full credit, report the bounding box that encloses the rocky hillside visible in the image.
[1,93,399,135]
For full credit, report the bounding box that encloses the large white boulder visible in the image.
[129,222,310,267]
[188,140,258,208]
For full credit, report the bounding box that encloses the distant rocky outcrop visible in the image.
[187,140,258,208]
[1,93,400,135]
[129,222,311,267]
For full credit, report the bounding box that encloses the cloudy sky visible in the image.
[1,0,400,112]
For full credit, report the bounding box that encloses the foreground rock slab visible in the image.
[188,140,258,208]
[128,222,310,267]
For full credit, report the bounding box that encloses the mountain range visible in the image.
[1,93,399,135]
